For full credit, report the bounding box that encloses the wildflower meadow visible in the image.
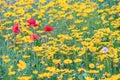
[0,0,120,80]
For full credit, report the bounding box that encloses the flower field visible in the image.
[0,0,120,80]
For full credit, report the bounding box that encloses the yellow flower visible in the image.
[66,14,73,20]
[78,48,86,56]
[68,25,75,30]
[22,55,30,59]
[97,64,105,71]
[17,60,26,71]
[3,11,13,17]
[61,69,73,73]
[87,70,99,74]
[81,13,88,17]
[33,46,43,52]
[64,59,72,64]
[22,36,32,43]
[8,66,13,71]
[58,73,64,80]
[82,26,88,31]
[3,34,11,40]
[33,70,38,74]
[74,20,84,24]
[89,47,97,52]
[89,63,95,68]
[39,0,46,4]
[78,68,87,73]
[14,47,19,51]
[74,58,82,63]
[46,67,60,73]
[8,66,16,76]
[111,18,120,28]
[52,59,61,64]
[8,71,16,76]
[37,52,43,57]
[113,58,119,63]
[85,77,94,80]
[38,72,52,79]
[18,76,32,80]
[103,74,120,80]
[103,72,111,77]
[98,0,104,2]
[1,55,9,59]
[68,77,74,80]
[3,59,10,63]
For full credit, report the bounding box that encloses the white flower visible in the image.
[102,47,108,53]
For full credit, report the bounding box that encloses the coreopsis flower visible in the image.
[52,59,61,64]
[17,60,26,71]
[85,77,94,80]
[30,33,40,41]
[113,58,119,63]
[97,64,105,71]
[12,23,20,34]
[44,26,54,32]
[87,70,99,74]
[46,67,59,73]
[8,66,16,76]
[78,68,87,73]
[89,63,95,68]
[3,59,10,63]
[68,78,74,80]
[33,70,38,74]
[98,0,104,2]
[74,58,82,63]
[64,59,72,64]
[22,55,30,59]
[8,71,16,76]
[38,72,52,78]
[18,76,32,80]
[27,18,38,27]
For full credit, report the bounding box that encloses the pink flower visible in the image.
[12,23,20,34]
[27,18,38,27]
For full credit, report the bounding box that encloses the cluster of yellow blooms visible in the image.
[0,0,120,80]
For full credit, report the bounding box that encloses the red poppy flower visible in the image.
[27,18,38,27]
[12,23,20,34]
[30,33,40,41]
[44,26,54,32]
